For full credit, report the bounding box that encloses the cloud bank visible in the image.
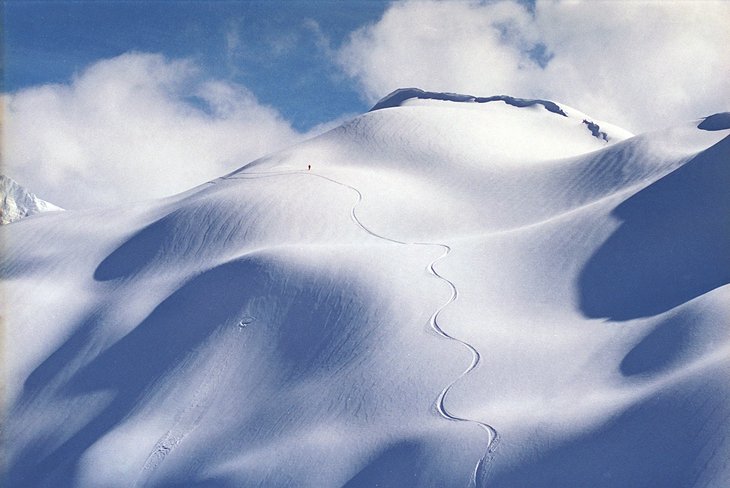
[337,0,730,133]
[3,53,302,208]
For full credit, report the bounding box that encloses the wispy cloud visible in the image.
[303,18,334,56]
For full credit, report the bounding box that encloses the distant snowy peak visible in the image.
[0,175,63,225]
[370,88,632,142]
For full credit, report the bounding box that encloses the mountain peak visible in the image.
[368,88,631,143]
[0,175,63,225]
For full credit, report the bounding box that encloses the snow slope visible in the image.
[0,175,63,225]
[2,91,729,487]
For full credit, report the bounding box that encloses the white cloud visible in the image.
[337,0,730,132]
[3,52,302,208]
[338,1,539,101]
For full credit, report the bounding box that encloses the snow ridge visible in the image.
[370,87,567,117]
[369,88,622,142]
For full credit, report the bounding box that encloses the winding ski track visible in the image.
[226,168,500,486]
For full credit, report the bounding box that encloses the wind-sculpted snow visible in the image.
[370,88,568,117]
[369,88,632,144]
[3,95,730,487]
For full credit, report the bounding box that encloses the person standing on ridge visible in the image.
[307,164,311,171]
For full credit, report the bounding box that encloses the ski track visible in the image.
[134,325,242,487]
[226,168,500,486]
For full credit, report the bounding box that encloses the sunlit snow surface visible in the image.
[2,94,729,487]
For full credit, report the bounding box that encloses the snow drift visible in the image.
[2,91,729,487]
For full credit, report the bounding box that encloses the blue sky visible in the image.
[3,1,728,208]
[4,0,394,131]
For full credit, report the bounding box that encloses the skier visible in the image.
[307,164,311,171]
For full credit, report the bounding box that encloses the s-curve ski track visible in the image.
[225,168,500,486]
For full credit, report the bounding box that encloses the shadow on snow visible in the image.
[579,136,730,320]
[10,253,376,486]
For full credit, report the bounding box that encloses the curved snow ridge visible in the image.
[225,168,499,485]
[370,87,567,117]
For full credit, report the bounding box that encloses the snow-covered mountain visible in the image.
[0,175,63,225]
[2,90,729,487]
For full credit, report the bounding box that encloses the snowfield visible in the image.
[2,90,729,487]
